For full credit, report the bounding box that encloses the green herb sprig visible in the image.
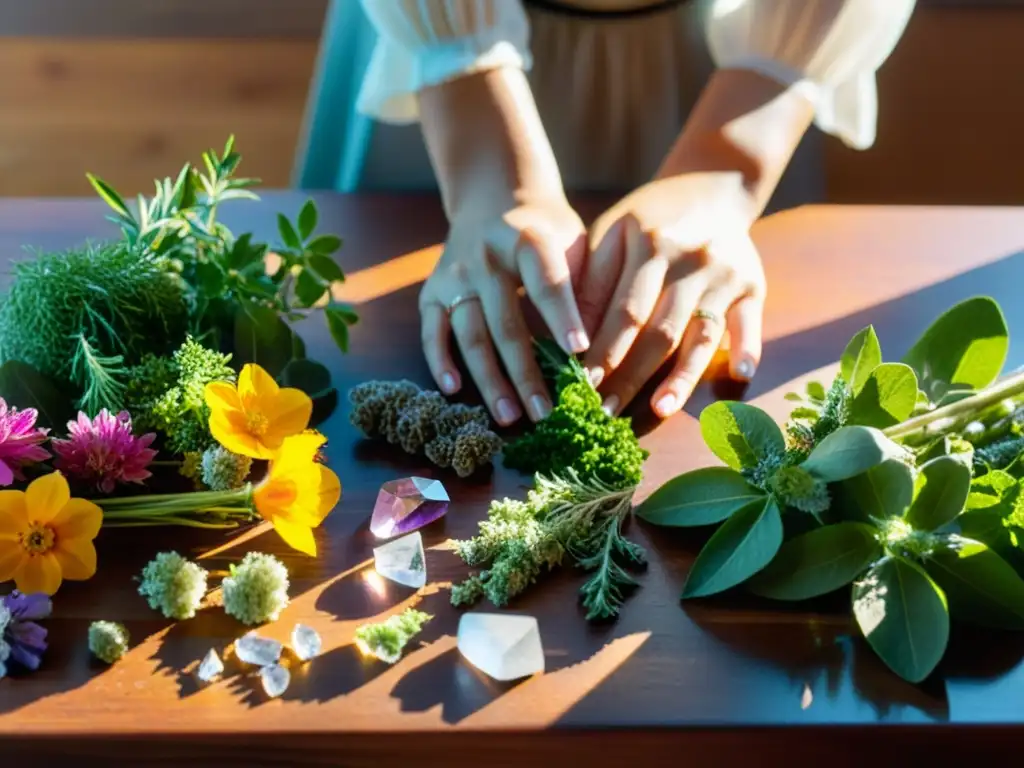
[640,295,1024,684]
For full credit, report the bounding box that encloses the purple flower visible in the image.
[1,591,51,675]
[51,410,158,494]
[0,398,51,486]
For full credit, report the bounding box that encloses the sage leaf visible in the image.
[233,303,297,377]
[747,522,881,601]
[852,556,949,683]
[807,381,826,401]
[308,234,343,256]
[699,401,785,471]
[277,213,302,251]
[841,326,882,395]
[802,425,903,483]
[0,360,74,431]
[905,455,971,531]
[297,199,318,241]
[681,497,783,598]
[637,467,765,527]
[832,459,914,523]
[324,307,352,353]
[848,363,918,429]
[294,268,327,308]
[308,253,346,285]
[902,296,1008,401]
[925,537,1024,630]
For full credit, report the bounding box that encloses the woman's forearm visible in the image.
[418,67,564,220]
[656,68,816,221]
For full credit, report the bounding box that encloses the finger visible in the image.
[420,301,461,394]
[476,269,553,422]
[584,220,668,387]
[448,298,523,426]
[726,293,764,382]
[599,278,705,416]
[651,291,733,418]
[577,219,626,339]
[516,228,590,355]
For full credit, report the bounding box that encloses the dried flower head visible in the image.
[221,552,290,626]
[201,445,252,491]
[52,410,157,493]
[0,398,51,486]
[138,551,209,620]
[88,620,130,664]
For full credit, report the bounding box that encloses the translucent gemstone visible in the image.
[259,663,290,698]
[373,531,427,589]
[196,649,224,682]
[370,477,449,539]
[457,613,545,682]
[291,624,322,662]
[235,631,282,666]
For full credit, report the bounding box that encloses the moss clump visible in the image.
[0,242,189,385]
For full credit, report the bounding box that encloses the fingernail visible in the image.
[496,398,520,425]
[736,357,757,381]
[588,367,605,388]
[602,394,619,416]
[654,392,677,418]
[566,329,590,354]
[529,394,552,421]
[440,371,459,394]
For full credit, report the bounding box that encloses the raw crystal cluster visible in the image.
[348,380,502,477]
[199,624,323,698]
[373,531,427,589]
[371,477,449,539]
[457,613,544,681]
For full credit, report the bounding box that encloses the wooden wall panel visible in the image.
[0,39,319,197]
[825,6,1024,205]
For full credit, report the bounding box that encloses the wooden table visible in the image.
[2,195,1024,764]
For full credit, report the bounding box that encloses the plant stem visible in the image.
[94,485,250,509]
[884,372,1024,440]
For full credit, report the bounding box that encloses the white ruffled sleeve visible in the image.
[356,0,532,124]
[706,0,916,149]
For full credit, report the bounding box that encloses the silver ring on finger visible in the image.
[445,292,480,316]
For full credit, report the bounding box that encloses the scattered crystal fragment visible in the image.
[234,631,282,666]
[370,477,449,539]
[197,649,224,682]
[291,624,322,661]
[259,663,291,698]
[801,682,814,710]
[373,531,427,589]
[457,613,544,682]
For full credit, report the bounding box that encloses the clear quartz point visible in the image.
[291,623,322,661]
[373,531,427,589]
[259,663,290,698]
[196,648,224,682]
[235,631,283,666]
[457,613,545,682]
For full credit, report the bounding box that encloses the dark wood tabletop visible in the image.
[2,194,1024,765]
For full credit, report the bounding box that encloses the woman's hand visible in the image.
[419,194,590,426]
[580,171,766,418]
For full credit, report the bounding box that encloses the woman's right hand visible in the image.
[419,194,590,426]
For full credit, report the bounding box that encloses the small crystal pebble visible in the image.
[197,649,224,682]
[259,663,291,698]
[457,613,545,682]
[234,631,283,666]
[291,623,322,661]
[373,531,427,589]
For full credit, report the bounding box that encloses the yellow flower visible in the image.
[253,431,340,556]
[205,364,312,460]
[0,472,102,595]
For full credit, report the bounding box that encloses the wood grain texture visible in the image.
[2,195,1024,764]
[0,39,317,196]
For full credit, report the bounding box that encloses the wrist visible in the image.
[656,68,815,217]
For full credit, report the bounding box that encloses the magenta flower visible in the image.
[52,410,158,493]
[0,398,51,486]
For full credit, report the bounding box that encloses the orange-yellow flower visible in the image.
[205,364,312,460]
[253,431,340,556]
[0,471,102,595]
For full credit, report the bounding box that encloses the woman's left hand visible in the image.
[579,171,766,418]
